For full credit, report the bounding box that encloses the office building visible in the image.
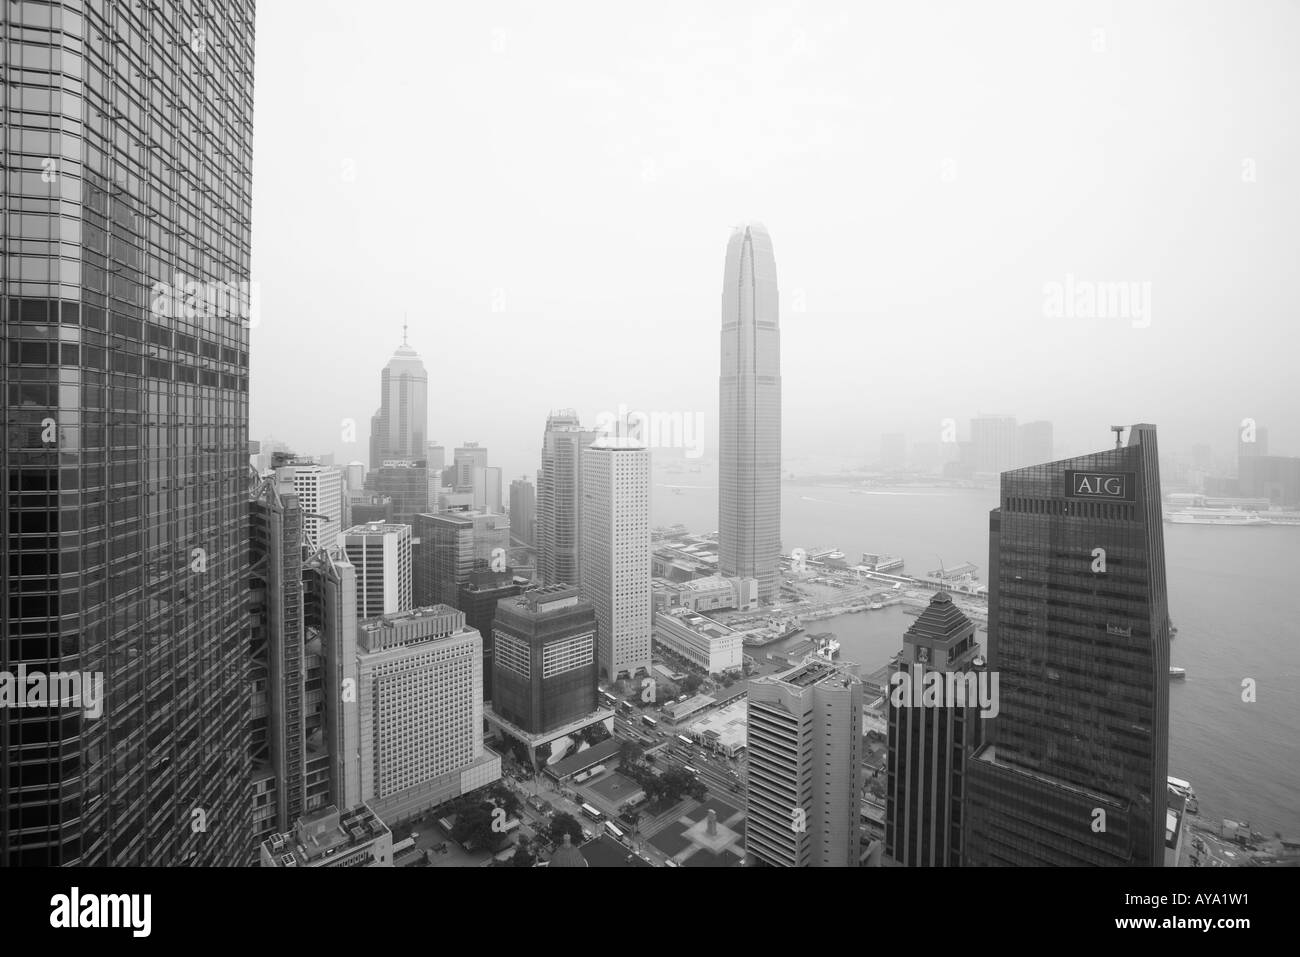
[343,523,412,618]
[473,465,503,514]
[510,476,537,547]
[965,424,1170,866]
[457,563,523,701]
[746,660,863,867]
[885,592,983,867]
[368,330,428,468]
[971,414,1018,475]
[653,608,745,674]
[454,442,488,490]
[664,575,757,613]
[1017,420,1054,468]
[346,461,366,492]
[370,458,435,525]
[1237,425,1269,459]
[356,606,501,822]
[348,491,394,525]
[259,803,392,868]
[1238,454,1300,506]
[719,223,782,601]
[0,0,257,866]
[581,438,653,681]
[538,411,598,586]
[487,586,609,762]
[276,459,343,549]
[413,511,474,608]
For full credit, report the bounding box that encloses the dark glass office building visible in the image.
[2,0,257,865]
[965,424,1170,866]
[491,585,597,735]
[457,563,521,702]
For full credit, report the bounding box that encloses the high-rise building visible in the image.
[343,523,412,619]
[370,459,434,525]
[453,442,488,490]
[885,592,984,867]
[346,461,367,492]
[368,331,428,469]
[413,511,475,608]
[490,585,599,736]
[276,459,343,549]
[356,606,501,822]
[457,563,523,701]
[1237,425,1269,459]
[581,438,652,681]
[510,475,537,548]
[473,464,503,514]
[965,424,1170,866]
[718,223,782,601]
[1016,420,1054,468]
[1238,455,1300,506]
[971,414,1018,475]
[880,433,907,472]
[0,0,257,866]
[538,411,597,586]
[746,659,863,867]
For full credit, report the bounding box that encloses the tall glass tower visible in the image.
[965,424,1170,865]
[1,0,257,865]
[368,332,428,469]
[718,223,781,600]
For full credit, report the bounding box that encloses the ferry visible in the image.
[809,547,847,564]
[1166,509,1271,526]
[1169,666,1186,680]
[862,553,905,574]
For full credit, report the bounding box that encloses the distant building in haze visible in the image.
[880,433,906,471]
[458,563,524,701]
[1016,420,1053,468]
[971,414,1018,476]
[718,223,782,601]
[538,411,598,586]
[510,475,537,547]
[369,332,428,469]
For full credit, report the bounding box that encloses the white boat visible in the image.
[1169,666,1186,680]
[1166,509,1271,526]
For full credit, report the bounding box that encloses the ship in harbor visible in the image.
[740,614,804,647]
[1169,666,1186,680]
[861,552,905,574]
[1165,508,1271,526]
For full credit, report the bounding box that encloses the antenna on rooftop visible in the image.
[1111,425,1126,449]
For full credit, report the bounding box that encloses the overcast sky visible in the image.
[249,0,1299,480]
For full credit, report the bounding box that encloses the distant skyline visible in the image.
[249,0,1299,482]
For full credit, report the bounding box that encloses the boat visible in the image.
[1165,509,1271,526]
[862,553,905,573]
[1168,775,1199,814]
[869,602,883,610]
[1169,666,1186,680]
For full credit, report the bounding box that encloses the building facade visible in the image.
[885,592,983,867]
[718,223,782,601]
[368,335,428,469]
[458,564,523,701]
[276,459,343,549]
[537,410,597,587]
[343,522,412,619]
[746,660,863,867]
[653,608,745,674]
[509,476,536,547]
[491,585,599,735]
[581,438,652,681]
[965,424,1170,866]
[971,414,1018,476]
[0,0,257,866]
[355,606,500,823]
[413,511,474,608]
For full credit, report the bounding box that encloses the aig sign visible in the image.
[1067,471,1134,501]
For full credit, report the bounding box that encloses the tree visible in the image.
[488,781,520,818]
[618,739,644,767]
[451,802,502,851]
[549,812,584,847]
[506,838,535,867]
[680,674,703,695]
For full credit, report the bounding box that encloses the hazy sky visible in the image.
[249,0,1299,481]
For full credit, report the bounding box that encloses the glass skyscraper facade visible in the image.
[718,223,781,601]
[965,424,1170,866]
[2,0,257,865]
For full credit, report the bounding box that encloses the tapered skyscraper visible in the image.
[719,223,781,601]
[368,330,428,469]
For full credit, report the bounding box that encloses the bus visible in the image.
[580,802,605,823]
[676,734,692,746]
[605,821,625,842]
[641,715,658,730]
[683,765,698,776]
[599,690,617,708]
[618,700,634,715]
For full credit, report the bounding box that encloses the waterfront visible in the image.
[652,475,1300,837]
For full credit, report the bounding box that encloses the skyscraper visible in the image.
[1016,420,1054,468]
[971,414,1018,475]
[746,659,863,867]
[276,459,343,549]
[885,592,984,867]
[453,442,487,490]
[581,438,652,681]
[458,563,523,701]
[413,512,474,608]
[1,1,257,866]
[343,523,412,619]
[719,223,782,601]
[537,411,597,587]
[368,331,428,469]
[509,475,536,548]
[965,424,1170,866]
